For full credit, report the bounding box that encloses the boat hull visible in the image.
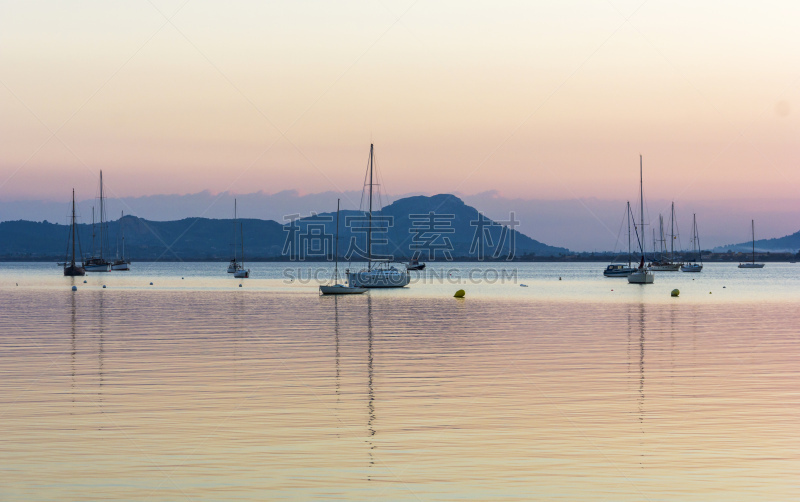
[406,264,425,271]
[649,263,682,271]
[604,265,635,277]
[738,263,765,268]
[347,268,410,288]
[63,265,86,276]
[111,261,130,271]
[84,262,111,272]
[681,263,703,272]
[234,269,250,278]
[627,269,654,284]
[320,285,367,295]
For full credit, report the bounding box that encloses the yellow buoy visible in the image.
[454,289,465,298]
[671,289,679,297]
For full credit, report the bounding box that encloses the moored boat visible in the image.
[681,213,703,272]
[321,199,367,295]
[63,189,86,277]
[628,155,654,285]
[345,144,410,289]
[111,211,130,271]
[605,201,635,277]
[738,220,765,269]
[83,171,111,272]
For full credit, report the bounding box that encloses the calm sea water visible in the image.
[1,262,798,500]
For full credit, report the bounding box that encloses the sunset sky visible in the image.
[1,2,799,221]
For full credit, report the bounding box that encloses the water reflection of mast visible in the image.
[366,294,375,478]
[98,292,105,419]
[638,303,645,425]
[71,289,77,406]
[334,296,340,402]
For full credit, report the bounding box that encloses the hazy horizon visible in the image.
[3,188,798,252]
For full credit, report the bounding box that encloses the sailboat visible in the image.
[604,201,636,277]
[227,199,245,274]
[63,189,86,277]
[234,220,250,278]
[111,211,131,271]
[320,199,367,295]
[738,220,765,268]
[628,155,654,284]
[649,204,682,271]
[83,171,111,272]
[346,144,410,288]
[681,213,703,272]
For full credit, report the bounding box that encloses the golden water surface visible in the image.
[0,265,798,500]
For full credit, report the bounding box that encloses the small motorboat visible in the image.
[604,264,635,277]
[320,283,367,295]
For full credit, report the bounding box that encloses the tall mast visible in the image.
[120,211,125,261]
[639,155,645,259]
[752,219,755,263]
[670,202,675,260]
[240,222,245,266]
[234,199,238,262]
[71,189,77,267]
[92,206,96,256]
[627,201,631,267]
[99,170,104,260]
[367,144,374,270]
[334,198,340,282]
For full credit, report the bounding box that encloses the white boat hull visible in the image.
[84,263,111,272]
[111,262,130,271]
[347,268,409,288]
[649,263,682,271]
[681,263,703,272]
[738,263,765,268]
[627,269,654,284]
[320,284,367,295]
[234,269,250,278]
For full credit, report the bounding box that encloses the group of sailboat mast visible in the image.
[65,171,131,274]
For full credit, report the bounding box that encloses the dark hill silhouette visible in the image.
[0,194,568,260]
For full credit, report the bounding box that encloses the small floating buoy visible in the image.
[454,289,465,298]
[723,286,726,288]
[671,289,679,297]
[71,286,77,291]
[559,277,562,281]
[611,289,614,291]
[520,284,528,287]
[150,282,153,285]
[102,285,107,289]
[83,280,87,283]
[239,284,242,287]
[181,277,184,280]
[709,291,712,294]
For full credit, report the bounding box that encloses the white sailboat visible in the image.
[346,144,410,289]
[232,201,250,278]
[84,171,111,272]
[649,203,682,271]
[628,155,654,284]
[227,199,247,274]
[604,201,636,277]
[738,220,765,269]
[111,211,130,271]
[681,213,703,272]
[321,199,367,295]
